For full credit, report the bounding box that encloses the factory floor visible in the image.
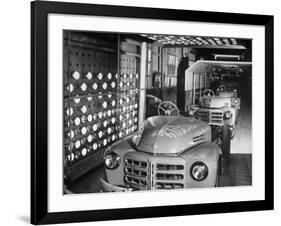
[219,88,252,186]
[68,106,252,193]
[68,153,252,194]
[68,88,252,193]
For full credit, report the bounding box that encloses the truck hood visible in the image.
[218,91,237,98]
[137,116,210,155]
[199,96,231,108]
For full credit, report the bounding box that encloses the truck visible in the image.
[189,88,240,163]
[101,102,222,192]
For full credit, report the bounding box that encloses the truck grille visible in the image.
[155,183,184,189]
[197,109,223,126]
[124,175,147,186]
[124,154,185,190]
[155,162,185,190]
[124,158,149,189]
[156,164,184,171]
[125,158,147,168]
[156,173,184,180]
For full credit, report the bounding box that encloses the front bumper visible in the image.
[100,178,133,192]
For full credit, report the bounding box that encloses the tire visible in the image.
[215,156,223,187]
[221,126,231,163]
[211,126,220,142]
[230,127,235,140]
[217,154,223,175]
[215,174,220,187]
[235,109,240,125]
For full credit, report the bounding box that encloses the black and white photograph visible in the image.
[63,30,252,194]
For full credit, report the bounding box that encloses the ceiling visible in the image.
[140,34,248,49]
[186,60,252,74]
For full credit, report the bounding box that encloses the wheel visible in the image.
[215,172,220,187]
[211,126,220,142]
[230,127,235,140]
[215,156,223,187]
[217,154,223,175]
[221,126,231,163]
[235,109,240,125]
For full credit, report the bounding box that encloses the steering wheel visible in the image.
[217,85,226,92]
[203,89,215,98]
[158,101,179,116]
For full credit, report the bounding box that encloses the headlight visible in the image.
[223,111,233,120]
[190,162,208,181]
[105,152,121,169]
[189,109,196,116]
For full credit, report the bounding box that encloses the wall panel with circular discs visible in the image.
[63,31,140,181]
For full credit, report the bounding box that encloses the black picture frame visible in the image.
[31,1,274,224]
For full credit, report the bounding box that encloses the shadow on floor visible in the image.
[18,216,30,224]
[219,154,252,187]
